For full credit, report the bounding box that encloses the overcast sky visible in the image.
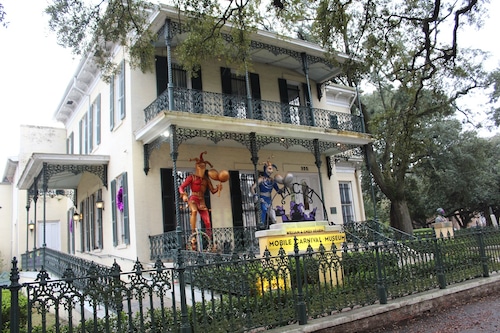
[0,0,499,178]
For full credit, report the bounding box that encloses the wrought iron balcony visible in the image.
[144,87,364,133]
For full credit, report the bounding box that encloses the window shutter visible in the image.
[220,67,232,94]
[84,114,89,154]
[110,76,115,130]
[191,69,203,90]
[155,56,168,96]
[119,61,126,120]
[122,172,130,244]
[79,120,83,154]
[221,67,232,116]
[88,105,93,152]
[111,180,117,246]
[96,94,101,145]
[278,78,291,123]
[249,73,261,119]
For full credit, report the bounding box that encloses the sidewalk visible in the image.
[269,273,500,333]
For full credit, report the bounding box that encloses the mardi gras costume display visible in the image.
[179,151,229,237]
[251,160,292,229]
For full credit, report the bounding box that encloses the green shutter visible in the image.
[96,94,101,144]
[111,180,117,246]
[110,76,115,130]
[122,172,130,244]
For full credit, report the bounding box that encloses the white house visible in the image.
[4,4,372,268]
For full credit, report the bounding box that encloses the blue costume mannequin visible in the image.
[252,162,282,229]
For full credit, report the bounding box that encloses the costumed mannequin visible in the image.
[251,160,292,229]
[179,151,229,238]
[435,208,447,223]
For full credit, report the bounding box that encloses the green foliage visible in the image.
[45,0,157,81]
[0,3,7,28]
[2,289,28,333]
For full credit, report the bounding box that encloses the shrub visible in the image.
[1,289,28,333]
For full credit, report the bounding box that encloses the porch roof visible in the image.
[17,153,110,190]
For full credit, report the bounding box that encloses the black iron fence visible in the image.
[3,225,500,333]
[143,87,364,133]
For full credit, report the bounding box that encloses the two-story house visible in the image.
[10,4,371,267]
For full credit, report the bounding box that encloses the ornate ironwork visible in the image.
[144,87,364,133]
[13,227,500,333]
[34,163,108,189]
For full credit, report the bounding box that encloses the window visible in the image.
[172,64,188,88]
[110,61,126,130]
[111,173,130,246]
[94,94,101,145]
[82,94,100,154]
[81,114,88,154]
[239,173,258,227]
[67,132,74,154]
[118,61,126,120]
[81,192,103,252]
[278,79,308,125]
[339,182,355,223]
[220,67,261,119]
[79,118,84,154]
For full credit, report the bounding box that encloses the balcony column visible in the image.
[249,132,262,226]
[25,192,30,269]
[165,19,174,111]
[313,139,327,218]
[31,184,38,271]
[301,52,315,126]
[244,63,254,119]
[42,163,48,267]
[170,125,184,249]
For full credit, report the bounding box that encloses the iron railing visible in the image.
[4,225,500,333]
[143,87,364,133]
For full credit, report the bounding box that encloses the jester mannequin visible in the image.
[179,152,225,237]
[251,161,292,229]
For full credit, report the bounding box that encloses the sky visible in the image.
[0,0,499,178]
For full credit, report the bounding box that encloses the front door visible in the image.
[38,220,61,251]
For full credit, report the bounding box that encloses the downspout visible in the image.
[25,192,30,270]
[301,53,315,126]
[249,132,261,226]
[313,139,327,219]
[165,19,174,111]
[244,62,254,119]
[32,184,38,271]
[169,125,183,248]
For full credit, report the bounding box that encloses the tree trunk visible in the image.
[390,199,413,235]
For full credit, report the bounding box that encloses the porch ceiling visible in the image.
[17,153,110,190]
[134,111,372,152]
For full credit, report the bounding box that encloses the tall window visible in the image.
[93,94,101,146]
[111,172,130,246]
[67,132,74,154]
[287,83,301,125]
[239,173,258,227]
[118,61,126,120]
[220,67,261,119]
[110,61,126,131]
[172,64,188,88]
[339,182,355,223]
[82,193,103,251]
[83,94,101,154]
[278,78,304,125]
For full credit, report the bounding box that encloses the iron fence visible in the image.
[3,225,500,333]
